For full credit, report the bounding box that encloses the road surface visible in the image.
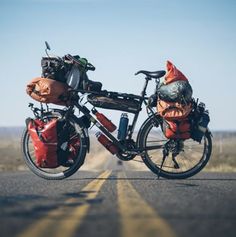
[0,157,236,237]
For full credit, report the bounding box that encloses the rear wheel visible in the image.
[139,116,212,179]
[21,111,87,180]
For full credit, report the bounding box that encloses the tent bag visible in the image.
[26,77,70,105]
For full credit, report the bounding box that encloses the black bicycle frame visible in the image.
[71,76,162,154]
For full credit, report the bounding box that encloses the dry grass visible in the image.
[0,132,236,172]
[204,134,236,172]
[0,138,23,171]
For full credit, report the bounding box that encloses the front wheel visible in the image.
[138,116,212,179]
[21,111,88,180]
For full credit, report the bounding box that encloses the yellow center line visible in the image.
[17,170,112,237]
[117,172,177,237]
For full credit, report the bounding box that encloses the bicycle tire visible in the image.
[21,111,87,180]
[138,115,212,179]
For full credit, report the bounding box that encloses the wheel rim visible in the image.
[143,123,211,176]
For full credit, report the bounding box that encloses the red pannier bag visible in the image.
[27,119,59,168]
[162,119,191,139]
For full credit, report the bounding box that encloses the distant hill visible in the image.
[0,127,24,139]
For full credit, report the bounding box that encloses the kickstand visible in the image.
[158,148,168,179]
[172,154,180,169]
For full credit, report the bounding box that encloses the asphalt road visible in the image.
[0,158,236,237]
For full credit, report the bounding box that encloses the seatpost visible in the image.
[141,76,151,98]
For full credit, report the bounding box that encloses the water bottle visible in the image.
[96,132,119,155]
[118,113,129,140]
[92,108,116,132]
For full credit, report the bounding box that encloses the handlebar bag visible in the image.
[157,99,192,121]
[26,77,70,106]
[42,56,102,92]
[41,57,71,83]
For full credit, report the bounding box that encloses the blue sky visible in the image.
[0,0,235,130]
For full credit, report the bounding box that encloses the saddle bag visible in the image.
[162,119,191,140]
[27,118,80,168]
[87,92,140,113]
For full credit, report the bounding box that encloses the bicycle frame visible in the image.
[67,76,163,155]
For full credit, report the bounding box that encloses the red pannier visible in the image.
[27,118,80,168]
[28,119,59,168]
[162,119,191,140]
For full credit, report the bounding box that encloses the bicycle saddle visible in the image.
[135,70,166,79]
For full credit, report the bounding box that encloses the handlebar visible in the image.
[65,54,95,71]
